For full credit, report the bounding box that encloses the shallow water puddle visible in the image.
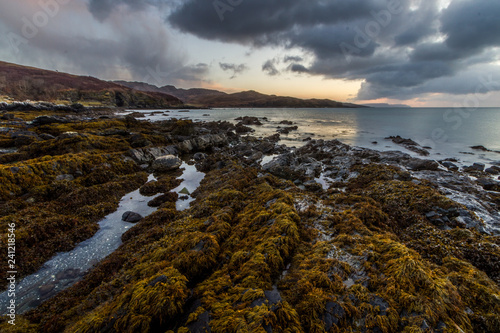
[315,173,334,190]
[260,154,279,167]
[0,175,160,314]
[173,162,205,211]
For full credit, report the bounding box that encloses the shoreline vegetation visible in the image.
[0,106,499,333]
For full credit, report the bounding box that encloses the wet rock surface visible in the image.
[152,155,182,172]
[122,211,143,223]
[386,135,430,156]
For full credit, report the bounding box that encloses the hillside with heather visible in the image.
[0,61,183,109]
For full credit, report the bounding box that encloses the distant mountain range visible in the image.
[0,61,365,109]
[114,80,366,108]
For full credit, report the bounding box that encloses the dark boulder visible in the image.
[235,116,262,125]
[476,178,500,192]
[31,116,69,126]
[441,161,459,171]
[406,158,440,171]
[122,211,143,223]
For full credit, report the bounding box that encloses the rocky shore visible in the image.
[0,109,499,332]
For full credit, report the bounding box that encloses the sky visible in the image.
[0,0,500,107]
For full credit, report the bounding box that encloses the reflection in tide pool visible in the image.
[0,175,160,314]
[173,162,206,211]
[0,162,207,314]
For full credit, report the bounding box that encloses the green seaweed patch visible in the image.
[361,180,460,229]
[68,267,189,333]
[18,134,130,160]
[402,223,500,284]
[348,164,411,190]
[0,151,139,200]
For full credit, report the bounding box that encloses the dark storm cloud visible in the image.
[169,0,500,101]
[289,64,309,74]
[169,0,389,43]
[285,24,378,60]
[393,1,438,46]
[442,0,500,52]
[262,60,280,76]
[219,62,248,78]
[357,65,500,100]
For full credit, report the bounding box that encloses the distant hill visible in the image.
[0,61,183,108]
[115,81,365,108]
[192,90,362,108]
[114,81,226,104]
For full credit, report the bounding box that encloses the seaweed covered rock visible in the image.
[2,114,500,333]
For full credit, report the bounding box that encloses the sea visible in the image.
[124,107,500,168]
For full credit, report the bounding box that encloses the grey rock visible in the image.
[386,135,419,146]
[179,187,190,195]
[152,155,182,172]
[485,166,500,175]
[248,151,264,162]
[148,275,169,287]
[128,146,178,164]
[192,240,205,251]
[122,211,143,223]
[194,152,207,161]
[264,288,282,305]
[187,311,211,333]
[379,150,411,163]
[406,158,440,171]
[323,302,345,331]
[476,178,500,191]
[11,131,40,147]
[235,116,262,125]
[59,132,81,139]
[441,161,459,171]
[177,139,194,152]
[425,211,439,219]
[39,133,56,140]
[470,145,489,151]
[467,163,485,172]
[55,174,74,181]
[32,115,69,126]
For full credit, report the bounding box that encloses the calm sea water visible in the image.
[126,107,500,168]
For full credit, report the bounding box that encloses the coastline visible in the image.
[0,108,499,332]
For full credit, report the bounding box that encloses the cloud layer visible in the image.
[0,0,499,102]
[169,0,500,101]
[0,0,206,86]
